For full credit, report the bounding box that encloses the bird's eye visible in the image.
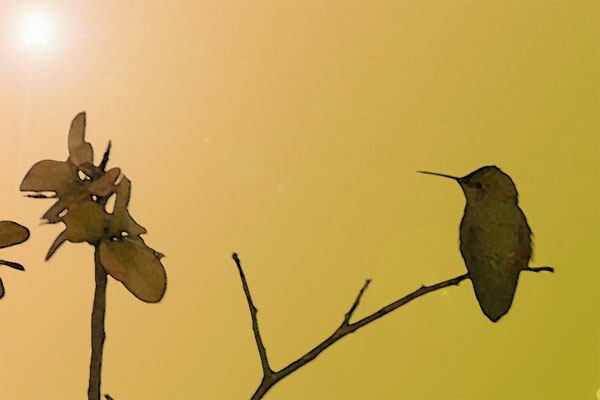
[475,182,482,189]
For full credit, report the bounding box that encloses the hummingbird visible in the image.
[418,166,532,322]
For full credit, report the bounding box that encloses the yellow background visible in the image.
[0,1,598,399]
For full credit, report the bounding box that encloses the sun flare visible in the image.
[19,11,56,50]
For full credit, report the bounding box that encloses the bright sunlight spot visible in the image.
[19,11,56,50]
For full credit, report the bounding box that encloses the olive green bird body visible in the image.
[460,198,532,321]
[420,166,533,322]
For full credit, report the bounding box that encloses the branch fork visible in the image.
[232,253,554,400]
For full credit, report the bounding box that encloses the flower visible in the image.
[20,112,166,302]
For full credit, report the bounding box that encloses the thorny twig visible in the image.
[232,253,274,378]
[231,253,554,400]
[99,141,112,172]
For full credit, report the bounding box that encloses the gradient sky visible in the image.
[0,1,598,399]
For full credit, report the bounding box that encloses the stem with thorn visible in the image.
[88,139,113,400]
[99,141,112,172]
[88,141,113,400]
[231,253,554,400]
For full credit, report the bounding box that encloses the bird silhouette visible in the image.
[419,166,532,322]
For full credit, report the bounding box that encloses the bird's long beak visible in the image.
[417,170,460,180]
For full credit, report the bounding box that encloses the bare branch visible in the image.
[274,272,470,387]
[232,253,274,377]
[349,273,468,331]
[343,279,371,325]
[232,253,554,400]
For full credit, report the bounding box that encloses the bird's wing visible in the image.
[460,206,523,322]
[516,207,533,265]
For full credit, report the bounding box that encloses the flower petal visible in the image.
[68,112,94,169]
[42,201,67,224]
[0,221,30,249]
[88,168,120,197]
[46,231,68,260]
[109,177,146,236]
[20,160,77,193]
[99,237,166,303]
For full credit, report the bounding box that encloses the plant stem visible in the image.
[89,246,107,400]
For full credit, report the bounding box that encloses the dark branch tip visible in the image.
[523,266,555,273]
[99,140,112,172]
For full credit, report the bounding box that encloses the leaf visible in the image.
[88,168,120,197]
[98,237,166,303]
[109,177,146,236]
[20,160,77,193]
[68,112,94,170]
[0,221,30,248]
[0,223,29,299]
[0,260,25,271]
